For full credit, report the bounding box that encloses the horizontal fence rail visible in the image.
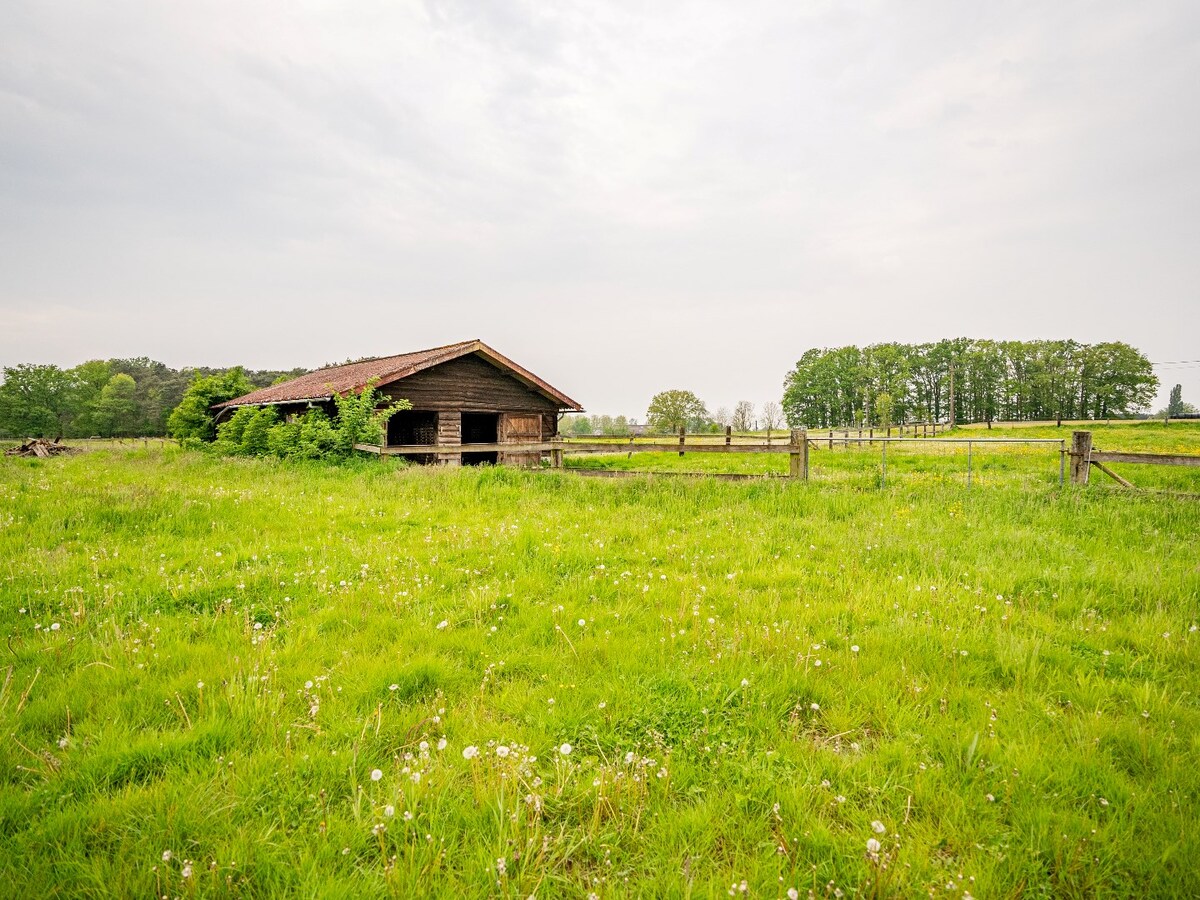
[1068,431,1200,490]
[356,429,1199,492]
[356,430,1080,486]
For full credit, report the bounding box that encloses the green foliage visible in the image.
[0,449,1197,896]
[331,379,408,453]
[91,373,139,437]
[1,356,307,438]
[783,338,1159,427]
[646,389,709,433]
[1165,385,1196,418]
[167,368,255,441]
[210,382,408,461]
[0,364,78,437]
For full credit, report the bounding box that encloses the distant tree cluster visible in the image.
[561,414,635,437]
[0,359,308,439]
[782,339,1158,428]
[648,395,787,435]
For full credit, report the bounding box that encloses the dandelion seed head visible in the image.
[370,768,383,782]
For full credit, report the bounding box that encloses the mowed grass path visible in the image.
[1,450,1198,898]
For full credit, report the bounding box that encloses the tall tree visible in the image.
[1168,384,1185,418]
[92,374,139,437]
[761,400,784,435]
[0,364,78,437]
[167,368,254,441]
[731,401,755,432]
[646,390,708,433]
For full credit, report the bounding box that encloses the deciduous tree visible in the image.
[646,390,708,433]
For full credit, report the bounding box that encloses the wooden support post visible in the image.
[790,428,808,480]
[857,428,863,448]
[551,445,564,469]
[828,430,833,450]
[869,427,874,444]
[1091,459,1135,489]
[1070,431,1092,485]
[678,426,686,457]
[725,425,732,448]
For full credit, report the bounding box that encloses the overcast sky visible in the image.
[3,0,1198,416]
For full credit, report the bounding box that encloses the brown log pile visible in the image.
[4,438,82,458]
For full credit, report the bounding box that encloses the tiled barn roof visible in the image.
[214,339,582,411]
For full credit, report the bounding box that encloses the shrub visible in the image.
[209,382,406,462]
[168,369,254,441]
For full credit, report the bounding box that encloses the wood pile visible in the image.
[4,438,82,458]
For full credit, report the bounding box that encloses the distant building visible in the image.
[214,339,582,465]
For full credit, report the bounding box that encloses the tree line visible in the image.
[0,359,307,438]
[781,339,1158,428]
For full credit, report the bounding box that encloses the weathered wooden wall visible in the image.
[380,355,560,413]
[437,412,461,467]
[500,413,544,466]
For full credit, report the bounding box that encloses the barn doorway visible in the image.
[461,412,498,466]
[387,410,437,464]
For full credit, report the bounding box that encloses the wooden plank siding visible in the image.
[437,411,461,467]
[379,354,561,413]
[500,413,544,467]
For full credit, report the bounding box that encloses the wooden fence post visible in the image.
[1070,431,1092,485]
[725,425,732,449]
[551,443,564,469]
[679,426,686,457]
[790,428,808,480]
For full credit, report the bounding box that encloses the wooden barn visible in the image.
[214,339,582,466]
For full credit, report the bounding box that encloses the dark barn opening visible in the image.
[461,412,499,466]
[388,410,437,465]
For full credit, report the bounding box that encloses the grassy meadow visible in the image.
[1,442,1199,897]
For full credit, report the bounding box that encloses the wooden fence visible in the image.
[357,426,1071,484]
[1068,431,1200,489]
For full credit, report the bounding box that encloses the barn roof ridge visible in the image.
[214,339,582,411]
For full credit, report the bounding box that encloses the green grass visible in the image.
[1,447,1198,897]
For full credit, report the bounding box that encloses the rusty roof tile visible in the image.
[214,339,582,411]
